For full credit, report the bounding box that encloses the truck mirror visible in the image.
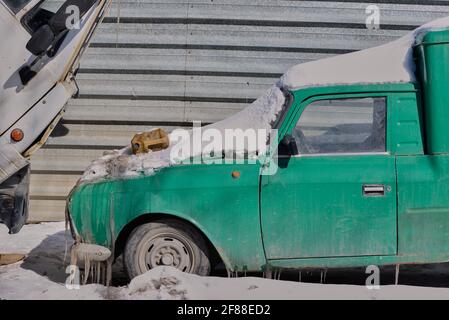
[279,134,299,156]
[25,24,55,56]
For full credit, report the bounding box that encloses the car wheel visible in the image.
[124,219,211,279]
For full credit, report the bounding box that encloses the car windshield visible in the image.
[2,0,33,13]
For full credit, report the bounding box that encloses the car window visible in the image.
[293,97,386,155]
[3,0,32,13]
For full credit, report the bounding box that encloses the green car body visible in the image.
[68,30,449,273]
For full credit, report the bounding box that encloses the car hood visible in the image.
[77,84,286,185]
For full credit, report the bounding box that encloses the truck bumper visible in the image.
[0,165,30,234]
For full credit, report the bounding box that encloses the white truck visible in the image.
[0,0,110,233]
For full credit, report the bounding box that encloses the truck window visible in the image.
[21,0,61,33]
[2,0,32,13]
[294,97,386,155]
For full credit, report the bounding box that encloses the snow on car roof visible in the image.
[280,16,449,90]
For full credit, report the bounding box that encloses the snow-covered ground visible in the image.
[2,222,449,300]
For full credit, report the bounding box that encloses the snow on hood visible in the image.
[79,16,449,184]
[79,85,285,183]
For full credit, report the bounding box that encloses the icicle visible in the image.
[395,264,400,285]
[101,262,106,284]
[90,260,94,283]
[320,270,323,284]
[70,243,112,286]
[96,261,100,283]
[63,228,69,266]
[83,255,90,285]
[299,270,302,282]
[323,269,327,283]
[68,244,78,287]
[106,258,113,286]
[70,244,78,268]
[264,267,272,279]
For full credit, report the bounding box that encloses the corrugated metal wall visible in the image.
[29,0,449,221]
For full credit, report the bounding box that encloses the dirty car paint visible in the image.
[69,163,265,271]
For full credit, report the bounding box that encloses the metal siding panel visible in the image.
[79,48,332,73]
[64,99,247,123]
[103,1,449,26]
[29,199,67,222]
[91,23,405,49]
[31,148,106,172]
[28,0,449,220]
[45,124,188,148]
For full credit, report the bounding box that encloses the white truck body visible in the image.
[0,0,110,233]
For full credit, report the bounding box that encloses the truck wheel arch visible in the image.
[114,213,228,271]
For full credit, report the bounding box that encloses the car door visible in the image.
[261,94,397,259]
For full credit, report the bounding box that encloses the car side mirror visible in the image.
[26,25,55,56]
[279,134,299,156]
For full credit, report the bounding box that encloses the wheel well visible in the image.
[114,213,224,268]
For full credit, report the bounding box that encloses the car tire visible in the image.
[124,219,211,279]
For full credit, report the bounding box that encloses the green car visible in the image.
[67,22,449,280]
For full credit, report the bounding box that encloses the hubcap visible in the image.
[161,254,174,265]
[142,234,194,273]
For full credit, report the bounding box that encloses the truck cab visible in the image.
[0,0,109,233]
[67,19,449,280]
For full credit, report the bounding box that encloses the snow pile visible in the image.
[80,85,285,183]
[118,266,449,300]
[281,16,449,90]
[123,266,375,300]
[80,17,449,184]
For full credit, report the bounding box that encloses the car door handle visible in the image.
[363,184,385,197]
